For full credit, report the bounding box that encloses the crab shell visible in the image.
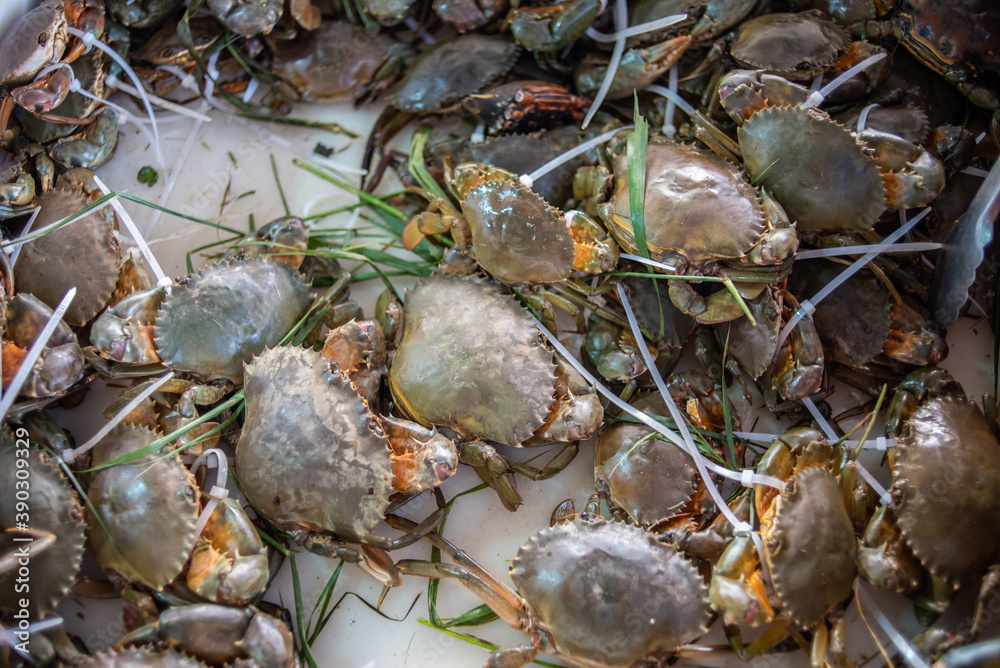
[511,520,711,667]
[601,139,765,269]
[596,395,698,527]
[76,647,206,668]
[459,175,578,284]
[739,105,886,232]
[86,425,200,590]
[0,442,85,617]
[892,396,1000,584]
[387,33,519,113]
[13,187,121,326]
[730,11,850,82]
[154,257,313,383]
[389,274,557,447]
[236,345,393,541]
[762,465,857,629]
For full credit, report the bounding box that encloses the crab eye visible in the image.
[37,32,48,46]
[514,90,527,104]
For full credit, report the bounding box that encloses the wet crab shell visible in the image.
[387,33,519,113]
[461,178,577,284]
[76,647,206,668]
[730,12,850,82]
[764,465,857,629]
[511,520,711,667]
[154,257,312,383]
[0,442,85,617]
[596,395,698,527]
[86,425,200,590]
[601,140,765,266]
[739,105,886,232]
[13,188,121,326]
[892,396,1000,584]
[388,274,556,447]
[236,345,393,541]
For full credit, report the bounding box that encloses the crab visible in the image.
[206,0,283,36]
[629,0,757,47]
[573,35,694,101]
[235,330,459,586]
[363,33,520,189]
[709,427,861,665]
[397,519,712,668]
[576,133,798,323]
[85,424,201,592]
[508,0,604,51]
[721,286,825,403]
[89,254,313,384]
[387,274,603,510]
[270,21,411,104]
[461,81,592,137]
[789,258,948,370]
[403,162,619,287]
[858,368,1000,649]
[2,292,86,399]
[118,603,294,668]
[107,0,183,28]
[12,168,144,326]
[0,429,86,618]
[718,69,947,232]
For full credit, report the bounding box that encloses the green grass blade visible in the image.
[410,126,452,204]
[627,96,649,260]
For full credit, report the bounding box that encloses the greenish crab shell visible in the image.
[892,396,1000,584]
[511,520,711,666]
[729,12,850,82]
[387,33,519,113]
[764,465,857,629]
[388,274,558,447]
[236,345,393,541]
[600,139,766,270]
[0,438,86,617]
[153,257,313,383]
[86,425,200,590]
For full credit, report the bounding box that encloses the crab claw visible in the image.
[382,415,459,494]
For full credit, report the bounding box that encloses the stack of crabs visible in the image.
[1,0,999,666]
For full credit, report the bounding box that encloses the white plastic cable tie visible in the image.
[852,459,891,506]
[732,431,777,443]
[67,26,163,167]
[107,73,213,123]
[92,175,168,283]
[582,0,628,129]
[774,299,816,352]
[879,491,894,507]
[526,125,630,184]
[962,166,991,178]
[519,174,534,189]
[404,17,437,44]
[802,397,838,442]
[0,288,76,421]
[795,242,941,259]
[157,276,173,288]
[470,122,486,144]
[192,449,231,536]
[875,436,888,451]
[242,77,260,103]
[644,84,697,120]
[9,207,40,267]
[740,468,755,488]
[732,520,753,536]
[663,63,679,137]
[585,13,686,42]
[619,252,681,274]
[856,103,880,133]
[34,62,73,82]
[801,53,887,109]
[857,583,931,668]
[977,131,987,144]
[62,371,176,462]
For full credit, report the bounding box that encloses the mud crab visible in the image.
[718,70,946,232]
[397,519,711,667]
[577,133,798,323]
[118,603,294,668]
[89,255,313,383]
[235,334,458,586]
[404,162,618,286]
[710,427,860,664]
[2,292,85,399]
[0,429,85,618]
[508,0,603,51]
[388,274,603,509]
[859,368,1000,646]
[13,169,139,326]
[86,425,200,591]
[789,259,947,369]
